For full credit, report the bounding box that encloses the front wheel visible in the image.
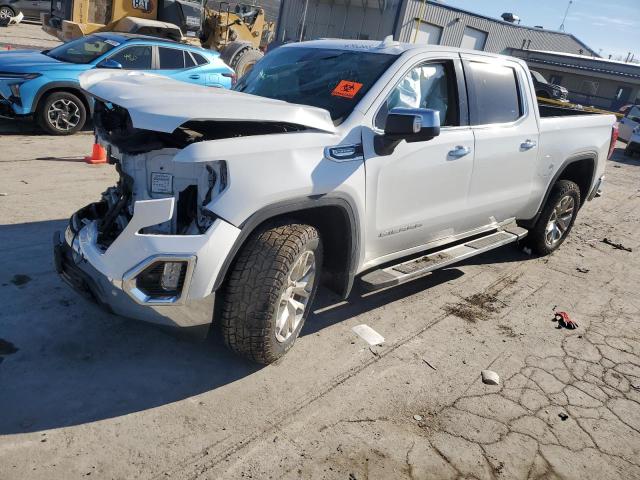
[526,180,581,255]
[0,6,15,20]
[221,223,323,364]
[37,91,87,135]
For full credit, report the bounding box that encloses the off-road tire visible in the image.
[230,47,263,78]
[37,91,87,135]
[221,223,323,364]
[526,180,580,256]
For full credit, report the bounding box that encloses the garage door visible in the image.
[414,22,443,44]
[460,26,488,50]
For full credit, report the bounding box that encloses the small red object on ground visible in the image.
[554,311,578,329]
[84,137,107,164]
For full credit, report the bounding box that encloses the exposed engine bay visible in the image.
[93,100,306,154]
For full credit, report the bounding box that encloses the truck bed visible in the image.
[538,104,602,118]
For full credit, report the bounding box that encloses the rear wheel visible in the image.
[526,180,580,255]
[37,91,86,135]
[221,223,322,364]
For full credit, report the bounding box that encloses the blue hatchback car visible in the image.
[0,33,235,134]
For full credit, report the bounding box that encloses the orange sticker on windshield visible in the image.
[332,80,363,99]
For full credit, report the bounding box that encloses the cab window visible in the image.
[464,61,523,125]
[375,61,458,129]
[109,46,152,70]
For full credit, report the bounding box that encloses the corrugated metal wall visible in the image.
[275,0,400,42]
[398,0,595,55]
[275,0,596,57]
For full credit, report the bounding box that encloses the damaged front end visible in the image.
[54,100,248,330]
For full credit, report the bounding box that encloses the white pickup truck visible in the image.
[54,38,617,364]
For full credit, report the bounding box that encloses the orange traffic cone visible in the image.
[84,137,107,164]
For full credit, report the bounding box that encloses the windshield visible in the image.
[234,47,398,124]
[530,70,547,84]
[46,36,119,64]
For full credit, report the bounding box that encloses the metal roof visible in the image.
[509,48,640,81]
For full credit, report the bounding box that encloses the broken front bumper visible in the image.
[53,197,241,329]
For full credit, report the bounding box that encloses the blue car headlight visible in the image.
[0,72,41,81]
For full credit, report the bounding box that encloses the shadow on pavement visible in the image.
[0,215,531,434]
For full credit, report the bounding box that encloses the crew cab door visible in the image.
[362,56,476,264]
[461,55,539,224]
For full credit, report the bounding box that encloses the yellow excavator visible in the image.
[42,0,274,75]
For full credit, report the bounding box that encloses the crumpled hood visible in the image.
[79,70,336,134]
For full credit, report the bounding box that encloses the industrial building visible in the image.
[274,0,597,56]
[509,49,640,111]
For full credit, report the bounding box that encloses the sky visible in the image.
[438,0,640,60]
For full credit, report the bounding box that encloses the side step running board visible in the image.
[361,223,528,290]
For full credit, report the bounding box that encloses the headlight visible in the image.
[9,83,20,98]
[0,72,41,80]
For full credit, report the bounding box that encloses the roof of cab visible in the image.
[280,37,522,63]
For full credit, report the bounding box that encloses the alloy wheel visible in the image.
[274,250,316,343]
[545,195,575,248]
[47,98,81,132]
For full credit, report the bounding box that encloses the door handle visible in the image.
[189,74,200,79]
[448,145,471,158]
[520,139,537,151]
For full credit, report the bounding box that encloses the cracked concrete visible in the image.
[1,124,639,480]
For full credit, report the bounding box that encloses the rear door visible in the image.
[154,46,207,85]
[362,55,477,263]
[461,55,539,224]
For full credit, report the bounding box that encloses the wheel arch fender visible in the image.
[32,81,94,116]
[212,194,361,299]
[519,153,597,228]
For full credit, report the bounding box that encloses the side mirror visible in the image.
[97,59,123,69]
[374,107,441,156]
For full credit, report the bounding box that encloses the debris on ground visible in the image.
[576,267,590,273]
[0,338,18,356]
[0,11,23,27]
[481,370,500,385]
[558,412,569,421]
[553,311,578,329]
[632,384,640,391]
[422,358,437,371]
[352,324,384,346]
[0,193,7,196]
[10,274,31,286]
[602,238,633,252]
[413,414,423,421]
[522,247,532,256]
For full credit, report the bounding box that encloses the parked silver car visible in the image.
[0,0,48,21]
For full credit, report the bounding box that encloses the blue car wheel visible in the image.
[37,91,87,135]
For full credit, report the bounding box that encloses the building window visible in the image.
[413,21,443,45]
[460,26,488,51]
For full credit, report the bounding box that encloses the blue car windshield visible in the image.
[46,36,119,64]
[234,47,398,124]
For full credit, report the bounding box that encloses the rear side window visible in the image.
[159,47,185,69]
[184,51,197,68]
[465,61,522,125]
[192,53,208,65]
